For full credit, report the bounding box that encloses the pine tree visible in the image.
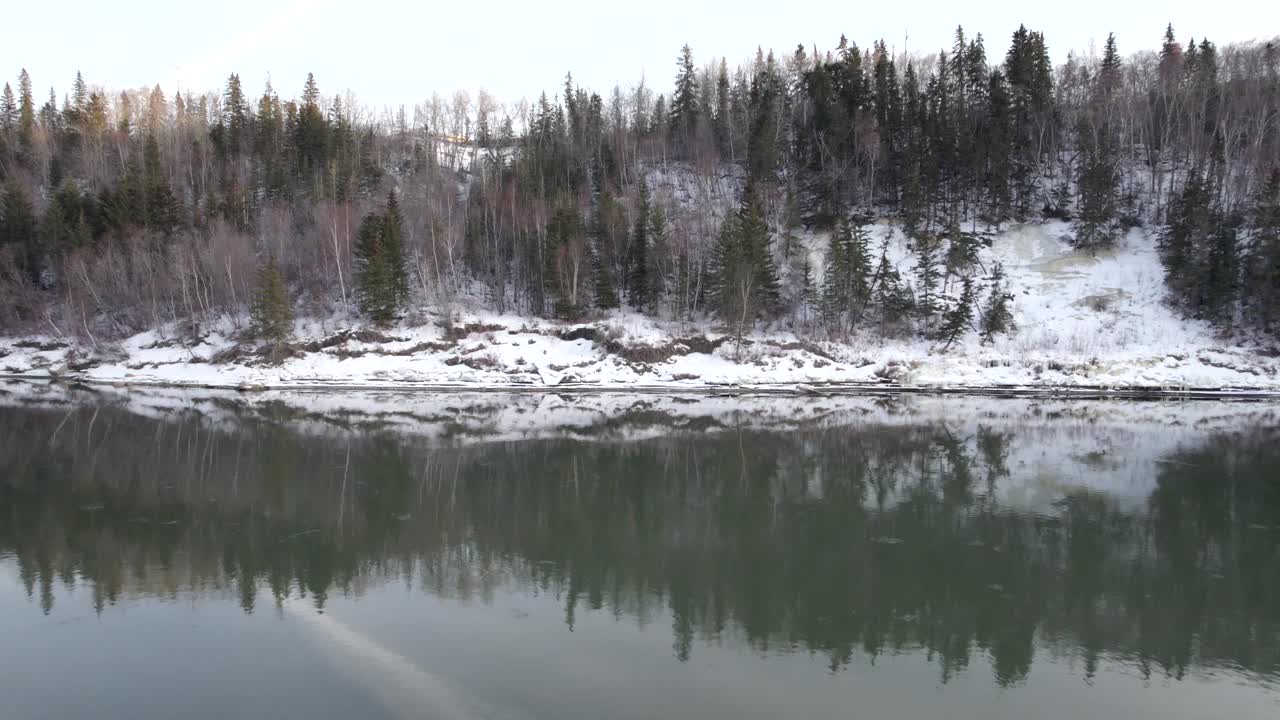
[711,212,745,316]
[0,83,15,157]
[740,180,780,314]
[648,204,669,309]
[798,254,816,326]
[937,274,976,348]
[16,69,35,160]
[821,225,849,328]
[822,219,873,330]
[944,222,982,277]
[913,234,942,333]
[980,261,1015,342]
[873,245,915,335]
[715,58,732,160]
[846,222,874,323]
[143,134,180,235]
[592,193,619,310]
[1159,168,1215,313]
[670,45,700,156]
[626,179,650,308]
[0,182,39,284]
[383,189,409,307]
[354,212,398,324]
[984,70,1014,225]
[747,52,780,181]
[250,257,293,344]
[222,73,248,157]
[1244,170,1280,333]
[1204,218,1240,325]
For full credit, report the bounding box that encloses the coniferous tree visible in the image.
[980,261,1015,342]
[740,180,780,314]
[747,51,781,181]
[0,83,15,162]
[944,222,981,278]
[383,189,409,308]
[984,70,1014,225]
[715,59,733,160]
[937,274,976,348]
[1159,168,1216,314]
[591,193,619,311]
[354,212,400,325]
[648,204,669,309]
[1075,33,1121,250]
[143,134,180,235]
[626,179,650,308]
[250,256,293,344]
[1244,171,1280,333]
[16,69,34,160]
[913,234,942,332]
[820,225,849,328]
[670,45,700,157]
[873,244,915,335]
[0,182,39,284]
[798,255,816,326]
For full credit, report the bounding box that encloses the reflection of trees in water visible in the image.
[1,402,1277,687]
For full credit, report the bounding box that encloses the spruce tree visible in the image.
[740,180,780,315]
[591,194,619,310]
[944,222,982,277]
[0,83,15,158]
[715,59,732,159]
[354,213,397,324]
[1245,170,1280,333]
[16,69,34,160]
[0,182,39,284]
[799,255,816,326]
[250,257,293,344]
[873,247,915,335]
[937,274,976,348]
[143,134,180,235]
[383,189,409,307]
[670,45,700,156]
[1074,144,1119,250]
[626,179,650,308]
[648,204,669,310]
[913,234,942,333]
[710,212,745,318]
[1159,169,1215,314]
[821,225,850,329]
[846,222,874,323]
[980,261,1015,342]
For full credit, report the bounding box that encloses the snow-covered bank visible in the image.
[2,222,1278,394]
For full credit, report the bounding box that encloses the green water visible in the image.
[1,385,1278,719]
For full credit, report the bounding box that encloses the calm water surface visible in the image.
[1,385,1278,719]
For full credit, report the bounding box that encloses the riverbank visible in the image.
[5,222,1278,396]
[2,312,1278,396]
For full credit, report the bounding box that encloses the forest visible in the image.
[0,23,1278,347]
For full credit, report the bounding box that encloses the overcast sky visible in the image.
[5,1,1278,111]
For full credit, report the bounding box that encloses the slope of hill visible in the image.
[2,220,1276,393]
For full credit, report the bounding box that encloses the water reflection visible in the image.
[1,385,1278,691]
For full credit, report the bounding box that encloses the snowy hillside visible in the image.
[1,220,1276,393]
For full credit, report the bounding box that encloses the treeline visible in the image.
[0,23,1278,344]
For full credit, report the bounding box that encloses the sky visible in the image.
[3,0,1278,112]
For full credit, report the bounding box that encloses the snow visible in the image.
[1,222,1277,394]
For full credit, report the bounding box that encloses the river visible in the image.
[1,383,1278,719]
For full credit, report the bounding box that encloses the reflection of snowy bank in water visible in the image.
[4,381,1275,515]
